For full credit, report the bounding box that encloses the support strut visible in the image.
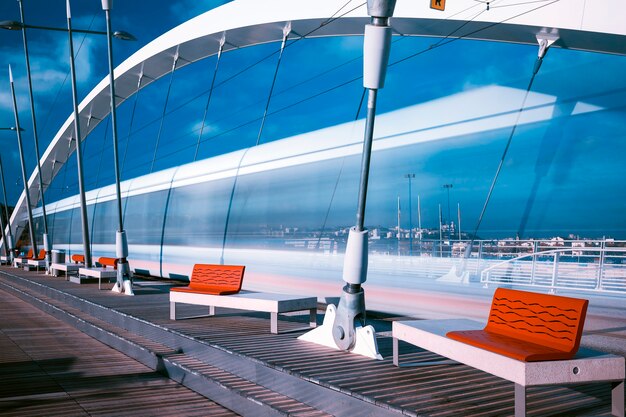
[299,0,396,360]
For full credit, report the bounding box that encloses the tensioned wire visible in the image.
[58,0,558,191]
[117,0,488,168]
[97,0,556,180]
[37,7,99,198]
[126,0,550,163]
[97,0,369,179]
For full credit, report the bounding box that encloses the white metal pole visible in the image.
[8,65,38,258]
[17,0,51,270]
[457,202,461,241]
[102,0,133,295]
[397,195,401,256]
[66,0,92,268]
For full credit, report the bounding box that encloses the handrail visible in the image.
[480,247,626,294]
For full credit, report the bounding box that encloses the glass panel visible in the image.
[51,209,72,247]
[162,179,233,247]
[124,191,168,246]
[91,199,117,245]
[69,205,95,246]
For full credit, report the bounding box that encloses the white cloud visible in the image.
[17,33,101,98]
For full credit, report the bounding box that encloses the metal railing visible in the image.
[480,246,626,294]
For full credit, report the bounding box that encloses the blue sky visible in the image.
[0,0,230,194]
[1,0,625,239]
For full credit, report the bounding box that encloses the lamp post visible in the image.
[0,127,21,260]
[101,0,133,295]
[65,0,92,268]
[1,1,135,271]
[404,173,415,256]
[443,183,453,237]
[0,20,135,39]
[15,0,50,270]
[0,153,10,258]
[396,195,401,256]
[8,65,37,259]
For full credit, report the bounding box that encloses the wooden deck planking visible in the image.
[1,268,622,416]
[0,284,239,417]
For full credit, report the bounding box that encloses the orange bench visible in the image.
[97,257,118,269]
[170,264,244,295]
[392,288,624,416]
[71,254,85,264]
[446,288,587,361]
[170,264,317,334]
[26,249,48,272]
[13,248,37,267]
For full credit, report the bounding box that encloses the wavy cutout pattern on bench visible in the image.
[447,288,588,361]
[171,264,245,295]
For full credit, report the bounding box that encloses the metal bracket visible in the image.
[536,31,559,59]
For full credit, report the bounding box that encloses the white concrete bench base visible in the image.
[393,319,625,417]
[12,257,30,268]
[51,263,82,278]
[170,290,317,334]
[27,259,47,272]
[76,267,117,289]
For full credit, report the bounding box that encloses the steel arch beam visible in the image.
[6,0,626,248]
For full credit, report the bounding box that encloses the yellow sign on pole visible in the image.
[431,0,445,11]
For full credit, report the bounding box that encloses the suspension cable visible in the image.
[121,66,145,176]
[194,35,225,161]
[469,46,550,242]
[315,87,367,250]
[150,47,180,173]
[257,24,290,146]
[94,117,111,188]
[39,11,98,138]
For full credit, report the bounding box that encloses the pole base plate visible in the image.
[298,304,382,360]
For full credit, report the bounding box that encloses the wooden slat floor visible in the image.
[0,284,239,417]
[1,267,623,416]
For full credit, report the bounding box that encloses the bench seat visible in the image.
[26,258,47,272]
[51,263,81,277]
[393,319,624,416]
[76,257,118,289]
[51,254,85,278]
[170,290,318,334]
[13,249,36,268]
[446,329,578,362]
[447,288,588,362]
[169,264,316,334]
[171,285,240,296]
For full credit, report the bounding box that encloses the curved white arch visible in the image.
[7,0,626,247]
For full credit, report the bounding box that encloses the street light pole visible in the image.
[404,173,415,256]
[0,152,13,259]
[396,195,401,256]
[66,0,92,268]
[102,0,133,295]
[8,65,38,258]
[443,183,453,237]
[17,0,51,270]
